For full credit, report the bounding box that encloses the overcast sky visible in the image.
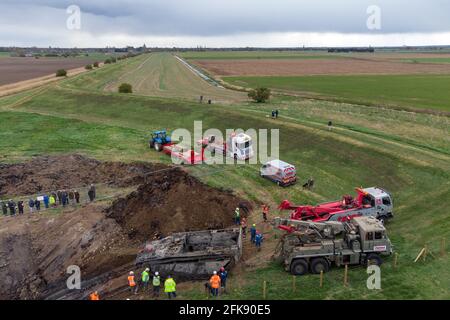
[1,0,450,48]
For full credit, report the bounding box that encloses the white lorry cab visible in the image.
[199,132,254,160]
[260,159,297,187]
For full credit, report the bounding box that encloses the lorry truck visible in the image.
[274,216,393,275]
[197,132,254,160]
[279,187,394,223]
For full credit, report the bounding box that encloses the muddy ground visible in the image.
[0,154,249,300]
[0,57,99,86]
[193,58,450,76]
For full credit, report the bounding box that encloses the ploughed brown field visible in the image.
[192,56,450,76]
[0,57,98,85]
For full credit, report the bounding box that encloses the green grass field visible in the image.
[0,53,449,300]
[224,74,450,112]
[180,50,344,60]
[65,53,245,102]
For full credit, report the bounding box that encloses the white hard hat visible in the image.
[129,271,134,275]
[213,271,217,275]
[155,272,159,275]
[145,268,150,272]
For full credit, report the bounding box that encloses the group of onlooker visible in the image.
[1,184,97,217]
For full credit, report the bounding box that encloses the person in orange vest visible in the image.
[89,291,100,300]
[209,271,221,297]
[128,271,137,294]
[262,204,269,222]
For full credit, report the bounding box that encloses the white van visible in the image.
[260,159,297,187]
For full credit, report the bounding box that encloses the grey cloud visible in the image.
[2,0,450,36]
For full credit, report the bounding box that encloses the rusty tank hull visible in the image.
[136,228,242,280]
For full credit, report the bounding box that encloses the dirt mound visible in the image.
[106,168,251,242]
[0,154,165,196]
[0,155,252,299]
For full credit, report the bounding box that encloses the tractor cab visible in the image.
[149,130,172,151]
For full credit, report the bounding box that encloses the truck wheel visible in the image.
[290,259,309,276]
[149,140,155,149]
[365,253,383,266]
[154,143,162,152]
[311,258,330,274]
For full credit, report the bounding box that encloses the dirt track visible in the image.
[0,154,248,300]
[193,58,450,76]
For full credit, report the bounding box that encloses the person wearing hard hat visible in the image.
[250,223,257,243]
[89,291,100,300]
[234,207,240,225]
[219,267,228,293]
[128,271,137,294]
[141,268,150,292]
[209,271,221,297]
[164,275,177,299]
[152,271,161,298]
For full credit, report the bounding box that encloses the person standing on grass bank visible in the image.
[18,201,24,215]
[141,268,150,292]
[219,267,228,293]
[275,109,279,118]
[88,184,96,202]
[28,198,35,214]
[241,217,247,238]
[49,194,56,207]
[262,204,269,222]
[210,271,221,297]
[43,194,49,209]
[164,275,177,299]
[74,190,80,204]
[152,272,161,298]
[8,199,16,216]
[57,190,62,205]
[35,198,41,212]
[255,232,263,250]
[128,271,137,294]
[328,120,333,131]
[250,224,257,243]
[89,291,100,300]
[1,201,8,216]
[234,207,240,225]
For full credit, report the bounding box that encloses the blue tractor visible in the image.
[149,130,171,152]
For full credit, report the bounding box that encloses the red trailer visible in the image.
[162,144,204,165]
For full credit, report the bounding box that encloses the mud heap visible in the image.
[0,154,165,196]
[105,168,251,242]
[0,154,250,300]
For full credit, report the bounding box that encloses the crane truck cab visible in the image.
[357,187,394,223]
